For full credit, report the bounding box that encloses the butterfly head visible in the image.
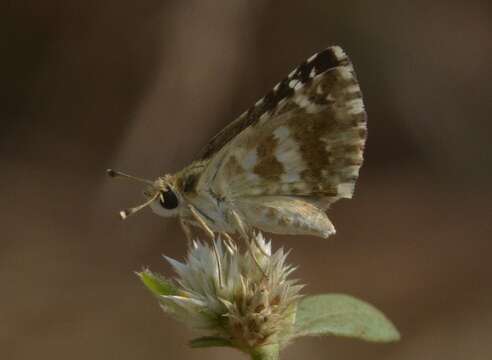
[147,175,182,218]
[106,169,182,220]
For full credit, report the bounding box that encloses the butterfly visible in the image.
[108,46,366,243]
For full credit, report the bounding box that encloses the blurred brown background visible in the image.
[2,1,491,359]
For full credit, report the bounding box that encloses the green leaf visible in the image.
[294,294,400,343]
[189,336,233,348]
[136,269,178,297]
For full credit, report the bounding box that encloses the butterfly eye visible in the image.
[159,188,179,210]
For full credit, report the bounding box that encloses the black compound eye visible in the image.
[159,188,179,210]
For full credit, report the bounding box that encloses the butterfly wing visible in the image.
[198,46,359,161]
[198,46,366,211]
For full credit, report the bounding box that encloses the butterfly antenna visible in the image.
[106,169,154,186]
[119,192,160,220]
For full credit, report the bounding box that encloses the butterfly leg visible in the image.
[229,209,268,278]
[179,217,193,247]
[187,205,214,239]
[220,232,237,254]
[187,204,224,287]
[228,209,269,257]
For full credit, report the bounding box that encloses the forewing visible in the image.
[201,46,367,207]
[198,46,352,160]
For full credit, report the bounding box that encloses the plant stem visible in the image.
[250,344,280,360]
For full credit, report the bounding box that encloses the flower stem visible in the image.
[250,344,280,360]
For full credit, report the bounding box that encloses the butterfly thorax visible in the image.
[174,160,236,233]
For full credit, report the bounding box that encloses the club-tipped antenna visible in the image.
[106,168,154,186]
[119,191,160,220]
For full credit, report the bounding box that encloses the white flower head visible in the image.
[138,232,303,352]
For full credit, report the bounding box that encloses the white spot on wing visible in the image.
[337,182,355,198]
[277,99,287,109]
[294,94,310,108]
[273,126,307,183]
[346,84,360,93]
[273,126,290,141]
[293,93,325,114]
[259,111,272,122]
[332,46,346,61]
[338,66,353,80]
[307,53,318,62]
[346,98,364,115]
[276,149,296,164]
[243,150,257,170]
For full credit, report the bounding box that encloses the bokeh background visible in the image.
[2,1,491,359]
